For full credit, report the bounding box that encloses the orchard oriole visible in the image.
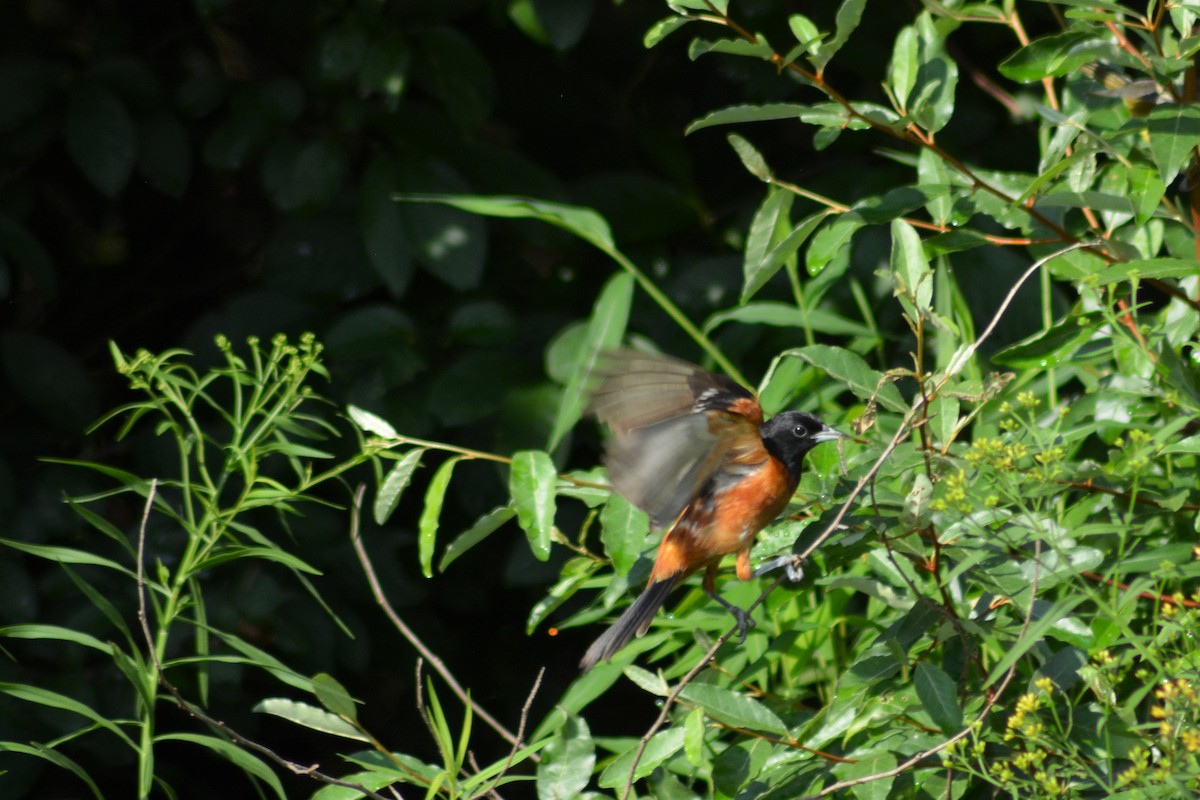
[579,349,843,671]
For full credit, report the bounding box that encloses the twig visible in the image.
[135,480,390,800]
[481,667,544,799]
[1080,570,1200,609]
[349,485,538,760]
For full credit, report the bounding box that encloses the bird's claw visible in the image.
[730,605,755,644]
[706,590,756,643]
[753,554,805,583]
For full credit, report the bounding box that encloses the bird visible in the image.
[579,349,844,671]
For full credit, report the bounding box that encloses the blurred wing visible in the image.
[588,350,764,529]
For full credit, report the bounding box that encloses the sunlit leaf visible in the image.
[510,450,557,561]
[418,456,462,578]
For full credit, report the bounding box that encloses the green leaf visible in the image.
[689,37,774,62]
[985,596,1086,687]
[313,672,358,722]
[743,211,830,302]
[440,505,516,572]
[599,493,649,577]
[0,537,132,576]
[727,133,772,181]
[992,313,1096,368]
[598,726,685,787]
[0,623,109,653]
[889,26,918,111]
[914,662,963,732]
[536,715,594,800]
[840,750,898,800]
[155,733,286,799]
[998,29,1097,82]
[1091,257,1200,284]
[418,456,463,578]
[784,345,907,412]
[397,194,614,254]
[347,404,399,438]
[806,213,863,274]
[644,15,694,49]
[66,84,136,197]
[0,741,103,798]
[706,301,872,338]
[527,557,595,633]
[686,102,808,135]
[510,450,558,561]
[1128,163,1167,226]
[0,682,134,747]
[374,448,426,525]
[254,697,368,741]
[548,270,632,450]
[742,186,794,301]
[678,684,788,735]
[811,0,867,71]
[1144,104,1200,183]
[890,219,932,314]
[189,545,323,576]
[684,707,707,766]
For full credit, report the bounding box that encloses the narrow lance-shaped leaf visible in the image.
[374,448,426,524]
[440,505,516,572]
[396,194,614,254]
[811,0,867,72]
[254,698,368,741]
[510,450,557,561]
[744,210,830,302]
[418,456,463,578]
[742,186,794,302]
[347,404,399,438]
[890,218,932,316]
[727,133,772,181]
[154,733,287,800]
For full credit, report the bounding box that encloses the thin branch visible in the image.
[1080,570,1200,609]
[481,666,544,798]
[349,484,538,760]
[135,480,391,800]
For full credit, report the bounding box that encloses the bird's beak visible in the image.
[812,424,848,444]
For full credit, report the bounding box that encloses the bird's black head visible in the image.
[759,411,844,477]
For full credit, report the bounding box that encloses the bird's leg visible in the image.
[753,554,805,583]
[703,564,755,643]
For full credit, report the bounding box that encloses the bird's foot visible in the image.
[753,554,805,583]
[706,590,756,643]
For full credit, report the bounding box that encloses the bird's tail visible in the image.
[579,575,678,671]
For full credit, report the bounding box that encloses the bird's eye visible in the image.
[792,422,810,437]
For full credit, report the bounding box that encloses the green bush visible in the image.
[2,0,1199,798]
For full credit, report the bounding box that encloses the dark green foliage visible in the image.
[2,1,1199,799]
